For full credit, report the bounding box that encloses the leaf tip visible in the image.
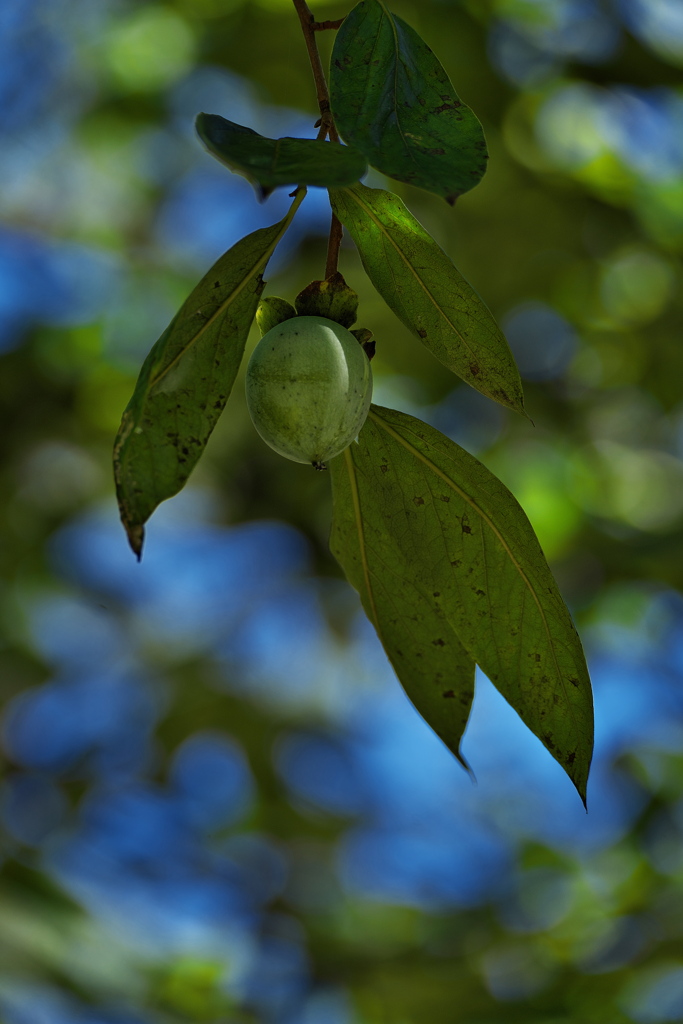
[456,748,476,782]
[567,755,591,810]
[125,522,145,561]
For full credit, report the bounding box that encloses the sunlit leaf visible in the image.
[196,113,367,196]
[114,190,306,557]
[330,0,487,203]
[329,183,525,414]
[335,405,594,800]
[330,442,475,767]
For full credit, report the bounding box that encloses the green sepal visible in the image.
[351,327,375,360]
[294,272,358,328]
[256,296,297,336]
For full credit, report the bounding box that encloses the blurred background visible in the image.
[2,0,683,1020]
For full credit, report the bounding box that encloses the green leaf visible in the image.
[335,405,594,801]
[330,0,487,203]
[114,189,306,558]
[330,443,475,768]
[196,113,367,196]
[329,183,525,414]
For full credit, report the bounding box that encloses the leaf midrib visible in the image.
[343,446,380,632]
[375,1,420,172]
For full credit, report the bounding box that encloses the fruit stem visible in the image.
[292,0,343,276]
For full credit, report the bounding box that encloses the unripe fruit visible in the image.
[246,315,373,468]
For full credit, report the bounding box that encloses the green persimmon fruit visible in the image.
[246,315,373,468]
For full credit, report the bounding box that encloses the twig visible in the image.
[291,0,333,126]
[293,0,343,274]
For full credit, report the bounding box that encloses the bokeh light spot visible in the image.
[600,247,675,326]
[503,301,577,380]
[105,7,197,93]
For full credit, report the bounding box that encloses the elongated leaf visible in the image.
[338,405,594,801]
[329,183,525,414]
[330,445,475,767]
[114,189,306,557]
[330,0,487,203]
[196,113,367,196]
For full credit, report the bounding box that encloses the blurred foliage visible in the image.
[2,0,683,1022]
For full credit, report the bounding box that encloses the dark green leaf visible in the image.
[114,190,306,557]
[330,0,487,203]
[196,113,367,196]
[295,272,358,327]
[329,183,525,414]
[336,405,594,801]
[330,442,475,768]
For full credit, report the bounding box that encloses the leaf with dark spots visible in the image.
[329,432,475,769]
[333,405,594,802]
[328,183,525,414]
[330,0,487,201]
[114,189,305,557]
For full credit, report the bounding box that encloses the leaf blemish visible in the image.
[442,689,456,699]
[432,638,445,646]
[413,496,425,505]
